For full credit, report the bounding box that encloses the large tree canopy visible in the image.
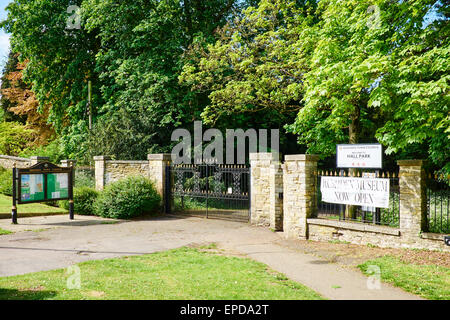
[182,0,449,171]
[1,0,448,171]
[1,0,259,160]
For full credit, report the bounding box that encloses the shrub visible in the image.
[0,167,12,196]
[0,122,34,156]
[59,187,99,216]
[74,169,95,188]
[94,176,161,219]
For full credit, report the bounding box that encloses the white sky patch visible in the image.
[0,32,10,53]
[0,32,9,91]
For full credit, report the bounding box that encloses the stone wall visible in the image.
[94,154,171,209]
[91,152,449,252]
[105,161,149,185]
[0,155,32,169]
[307,219,448,252]
[94,156,150,190]
[250,153,449,252]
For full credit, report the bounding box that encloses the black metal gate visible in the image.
[165,164,250,222]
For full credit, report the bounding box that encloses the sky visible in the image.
[0,0,11,73]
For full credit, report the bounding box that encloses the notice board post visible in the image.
[12,161,74,224]
[69,165,74,220]
[11,164,18,224]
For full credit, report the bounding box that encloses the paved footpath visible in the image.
[0,214,422,300]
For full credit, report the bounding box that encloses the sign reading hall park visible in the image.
[320,176,390,209]
[337,144,382,169]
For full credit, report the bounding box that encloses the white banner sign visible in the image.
[337,144,382,168]
[321,176,390,208]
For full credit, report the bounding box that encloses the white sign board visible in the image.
[361,172,376,212]
[321,176,390,209]
[337,144,382,169]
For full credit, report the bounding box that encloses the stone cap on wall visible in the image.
[106,160,148,164]
[30,156,50,162]
[94,156,112,161]
[148,154,172,161]
[285,154,320,162]
[0,155,31,162]
[61,159,77,165]
[397,160,427,167]
[249,153,278,161]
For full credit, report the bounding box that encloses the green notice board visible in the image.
[20,174,45,202]
[47,173,70,200]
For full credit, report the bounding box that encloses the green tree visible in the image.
[289,0,449,172]
[180,0,317,154]
[1,0,101,158]
[183,0,449,172]
[81,0,259,158]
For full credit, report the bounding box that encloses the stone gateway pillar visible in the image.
[283,155,319,240]
[250,153,281,227]
[94,156,111,191]
[398,160,428,245]
[148,154,172,210]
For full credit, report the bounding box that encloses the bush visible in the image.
[0,167,12,196]
[94,176,161,219]
[59,187,99,216]
[74,169,95,188]
[0,122,34,156]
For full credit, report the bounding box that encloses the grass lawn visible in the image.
[0,228,13,235]
[359,255,450,300]
[0,247,324,300]
[0,194,67,215]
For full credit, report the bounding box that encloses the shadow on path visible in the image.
[0,246,162,256]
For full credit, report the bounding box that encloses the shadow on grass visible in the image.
[0,288,57,300]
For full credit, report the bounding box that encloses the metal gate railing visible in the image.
[165,164,250,222]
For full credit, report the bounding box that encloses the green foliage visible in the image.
[2,0,254,161]
[19,139,66,164]
[83,108,160,162]
[184,175,226,193]
[74,170,95,188]
[2,0,447,172]
[182,0,449,172]
[0,121,34,156]
[0,167,13,196]
[1,0,100,137]
[94,176,161,219]
[59,187,99,216]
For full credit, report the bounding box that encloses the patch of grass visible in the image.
[328,240,350,245]
[31,229,48,233]
[359,255,450,300]
[100,221,120,225]
[199,243,218,250]
[331,285,341,289]
[0,247,324,300]
[0,228,13,235]
[0,194,67,215]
